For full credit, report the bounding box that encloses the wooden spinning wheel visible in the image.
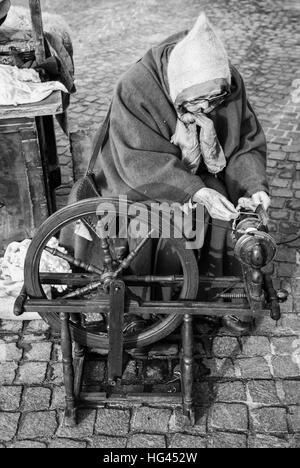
[24,197,199,349]
[18,197,287,426]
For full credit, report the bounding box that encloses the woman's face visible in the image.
[184,90,228,115]
[176,78,230,116]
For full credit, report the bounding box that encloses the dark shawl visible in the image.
[94,31,269,206]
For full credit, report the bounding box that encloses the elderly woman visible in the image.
[89,13,271,331]
[94,17,269,250]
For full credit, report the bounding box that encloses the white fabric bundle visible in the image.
[0,237,71,300]
[0,64,68,106]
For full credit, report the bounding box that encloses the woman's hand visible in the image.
[251,191,271,211]
[193,188,239,221]
[237,192,271,212]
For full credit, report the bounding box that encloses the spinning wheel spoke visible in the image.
[40,272,99,286]
[122,275,184,285]
[44,246,104,276]
[61,280,103,299]
[96,220,115,271]
[113,229,155,277]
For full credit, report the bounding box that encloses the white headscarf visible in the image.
[168,12,231,102]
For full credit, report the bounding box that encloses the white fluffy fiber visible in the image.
[4,5,71,40]
[0,237,71,299]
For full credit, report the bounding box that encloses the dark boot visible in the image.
[222,315,254,334]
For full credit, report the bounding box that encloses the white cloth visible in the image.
[0,237,71,299]
[167,12,231,103]
[0,64,68,106]
[171,112,227,175]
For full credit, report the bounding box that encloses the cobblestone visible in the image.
[0,321,23,334]
[95,409,130,436]
[169,408,207,435]
[24,321,50,334]
[16,362,48,385]
[248,434,289,449]
[8,440,47,448]
[0,343,22,362]
[281,381,300,405]
[131,407,172,433]
[169,434,207,448]
[291,436,300,449]
[21,387,51,412]
[128,434,166,448]
[47,363,64,385]
[213,381,247,403]
[18,411,57,440]
[203,358,236,378]
[209,404,248,433]
[251,408,288,434]
[238,358,272,379]
[212,337,240,358]
[20,334,48,344]
[89,436,127,449]
[0,413,20,441]
[23,342,52,362]
[0,362,17,385]
[241,337,271,357]
[0,335,19,344]
[51,386,66,410]
[271,356,300,379]
[288,406,300,433]
[247,380,281,405]
[51,344,62,362]
[208,432,247,448]
[271,336,299,355]
[57,409,96,438]
[0,386,22,411]
[48,438,87,448]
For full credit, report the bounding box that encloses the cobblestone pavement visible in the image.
[1,0,299,449]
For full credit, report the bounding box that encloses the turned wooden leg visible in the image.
[60,312,77,427]
[71,314,85,399]
[181,313,195,425]
[74,341,85,399]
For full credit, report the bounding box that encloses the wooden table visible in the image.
[0,91,64,251]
